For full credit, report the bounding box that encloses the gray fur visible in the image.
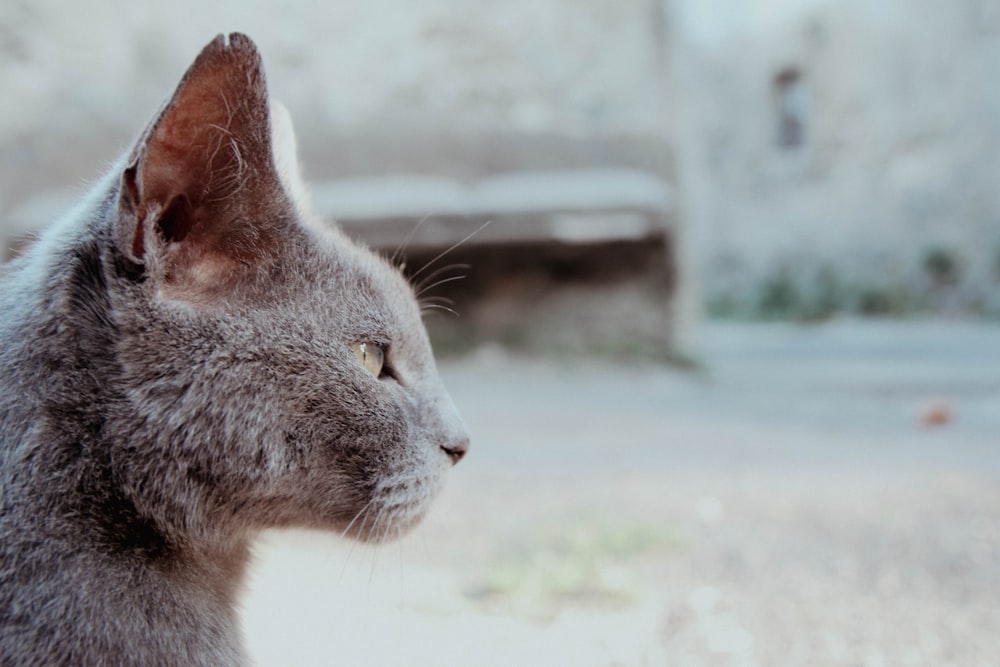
[0,33,468,666]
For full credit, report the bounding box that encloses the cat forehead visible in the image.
[292,215,410,302]
[265,97,416,317]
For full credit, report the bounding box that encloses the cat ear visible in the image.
[116,33,287,293]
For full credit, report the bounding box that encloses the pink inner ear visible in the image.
[125,33,280,268]
[157,195,194,245]
[138,32,273,213]
[121,164,146,260]
[132,224,145,261]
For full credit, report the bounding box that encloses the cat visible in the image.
[0,32,468,666]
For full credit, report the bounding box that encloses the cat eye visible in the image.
[352,341,385,378]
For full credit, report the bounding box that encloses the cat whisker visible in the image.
[416,274,467,297]
[390,213,433,268]
[363,502,390,545]
[364,505,397,584]
[412,262,470,295]
[419,295,455,308]
[420,303,460,317]
[339,500,379,582]
[339,496,378,541]
[408,219,491,282]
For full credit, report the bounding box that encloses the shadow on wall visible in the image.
[325,168,681,361]
[401,237,676,361]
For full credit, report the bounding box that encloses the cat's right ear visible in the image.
[114,33,285,295]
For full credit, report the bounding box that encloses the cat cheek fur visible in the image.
[288,371,447,541]
[109,300,447,542]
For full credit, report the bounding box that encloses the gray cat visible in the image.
[0,33,469,666]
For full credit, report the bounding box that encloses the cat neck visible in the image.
[1,222,253,594]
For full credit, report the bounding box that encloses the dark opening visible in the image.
[774,69,806,149]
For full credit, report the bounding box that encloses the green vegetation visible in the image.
[709,248,988,321]
[922,245,961,286]
[464,511,679,619]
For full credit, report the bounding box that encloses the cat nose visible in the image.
[440,436,469,465]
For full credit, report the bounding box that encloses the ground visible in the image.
[240,319,1000,666]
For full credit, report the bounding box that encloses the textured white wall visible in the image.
[0,0,671,201]
[672,0,1000,314]
[4,0,998,315]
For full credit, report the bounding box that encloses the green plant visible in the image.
[464,512,679,619]
[923,246,961,286]
[757,268,800,318]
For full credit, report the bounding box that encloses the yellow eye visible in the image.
[352,341,385,377]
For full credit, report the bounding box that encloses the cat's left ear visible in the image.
[116,33,289,295]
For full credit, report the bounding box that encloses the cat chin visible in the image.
[341,467,448,544]
[337,500,433,545]
[346,507,429,544]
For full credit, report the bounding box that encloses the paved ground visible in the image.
[241,320,1000,666]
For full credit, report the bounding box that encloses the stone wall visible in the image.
[671,0,1000,317]
[0,0,690,352]
[4,0,997,331]
[0,0,673,205]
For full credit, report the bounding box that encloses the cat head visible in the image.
[103,33,468,546]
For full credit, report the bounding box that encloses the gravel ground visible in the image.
[241,320,1000,666]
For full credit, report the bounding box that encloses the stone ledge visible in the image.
[310,168,674,249]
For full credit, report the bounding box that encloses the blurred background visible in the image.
[2,0,999,664]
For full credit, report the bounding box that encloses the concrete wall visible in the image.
[0,0,673,204]
[0,0,693,353]
[4,0,997,329]
[672,0,1000,317]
